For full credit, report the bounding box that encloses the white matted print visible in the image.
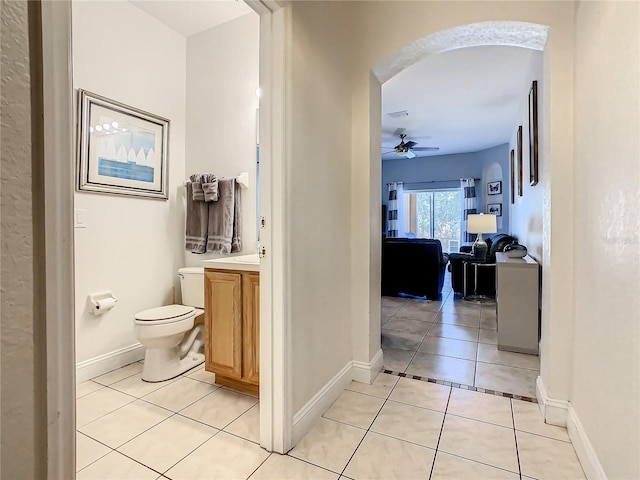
[77,89,169,199]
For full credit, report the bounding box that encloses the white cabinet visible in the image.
[495,253,540,354]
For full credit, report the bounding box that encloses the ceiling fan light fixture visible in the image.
[387,110,409,118]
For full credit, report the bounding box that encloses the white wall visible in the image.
[289,1,354,413]
[185,12,259,266]
[508,52,544,260]
[572,1,640,477]
[72,1,187,368]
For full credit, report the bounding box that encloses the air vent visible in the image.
[387,110,409,118]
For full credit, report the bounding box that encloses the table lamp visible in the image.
[467,214,497,262]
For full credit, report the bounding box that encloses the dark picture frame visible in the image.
[528,80,539,186]
[487,203,502,216]
[487,181,502,195]
[517,125,523,197]
[77,89,170,199]
[510,149,515,204]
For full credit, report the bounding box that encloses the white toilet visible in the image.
[134,267,206,382]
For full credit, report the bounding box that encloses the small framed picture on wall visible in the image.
[510,149,515,204]
[487,181,502,195]
[487,203,502,216]
[517,125,523,197]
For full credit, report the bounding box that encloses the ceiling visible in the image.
[127,3,538,160]
[130,0,253,37]
[382,45,539,159]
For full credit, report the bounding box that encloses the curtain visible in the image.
[387,182,404,237]
[460,178,477,244]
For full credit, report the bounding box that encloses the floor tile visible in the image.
[110,373,174,398]
[179,388,258,429]
[435,312,480,328]
[381,329,426,351]
[370,400,444,448]
[428,323,479,342]
[479,328,498,345]
[186,366,217,385]
[395,302,441,320]
[322,390,385,429]
[512,400,570,442]
[475,362,538,397]
[76,432,111,472]
[477,343,540,371]
[224,403,260,443]
[419,336,478,361]
[78,399,172,448]
[481,306,497,319]
[517,431,586,479]
[165,431,269,480]
[382,317,432,335]
[141,377,217,412]
[438,415,519,473]
[406,352,475,385]
[117,415,217,474]
[381,297,408,308]
[388,377,451,412]
[77,381,105,399]
[480,315,498,330]
[343,431,435,480]
[440,303,481,316]
[447,388,513,428]
[288,418,366,474]
[381,305,401,317]
[381,346,416,372]
[92,363,144,386]
[431,451,519,479]
[76,388,135,427]
[346,372,399,399]
[250,454,338,480]
[76,451,158,480]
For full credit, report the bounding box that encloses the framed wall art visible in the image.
[77,89,170,199]
[529,80,539,186]
[510,149,515,204]
[487,180,502,195]
[517,125,523,197]
[487,203,502,216]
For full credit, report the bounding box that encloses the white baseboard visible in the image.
[536,375,569,427]
[352,349,383,384]
[567,404,607,480]
[76,343,145,383]
[536,376,606,479]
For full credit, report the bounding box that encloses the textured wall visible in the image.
[0,0,43,477]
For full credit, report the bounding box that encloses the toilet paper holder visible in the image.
[89,291,118,315]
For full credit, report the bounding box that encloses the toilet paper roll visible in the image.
[94,297,117,313]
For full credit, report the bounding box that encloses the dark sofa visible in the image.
[448,233,516,295]
[382,238,449,300]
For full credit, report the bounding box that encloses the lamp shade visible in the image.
[467,214,497,234]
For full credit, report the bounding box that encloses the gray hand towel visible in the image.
[202,173,219,202]
[190,174,204,202]
[206,178,236,254]
[231,179,242,253]
[185,182,208,254]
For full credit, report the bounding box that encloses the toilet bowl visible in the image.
[134,267,206,382]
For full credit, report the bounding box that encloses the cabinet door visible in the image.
[205,271,242,378]
[242,273,260,385]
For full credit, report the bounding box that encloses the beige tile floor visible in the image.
[77,364,585,479]
[381,275,540,399]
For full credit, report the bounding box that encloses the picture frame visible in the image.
[487,180,502,195]
[517,125,523,197]
[528,80,539,186]
[77,89,170,199]
[510,149,515,204]
[487,203,502,216]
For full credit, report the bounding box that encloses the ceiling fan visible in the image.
[382,128,439,159]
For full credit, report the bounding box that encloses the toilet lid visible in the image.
[135,304,195,322]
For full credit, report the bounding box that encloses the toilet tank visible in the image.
[178,267,204,308]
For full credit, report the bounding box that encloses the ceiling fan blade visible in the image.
[412,146,440,151]
[392,128,406,137]
[405,141,417,149]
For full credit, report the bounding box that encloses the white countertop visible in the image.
[203,253,260,272]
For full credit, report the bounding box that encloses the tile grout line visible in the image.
[428,385,453,479]
[510,399,524,480]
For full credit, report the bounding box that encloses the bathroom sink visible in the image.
[202,253,260,272]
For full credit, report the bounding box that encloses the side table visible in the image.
[463,261,496,303]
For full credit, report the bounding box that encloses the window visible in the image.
[403,189,462,252]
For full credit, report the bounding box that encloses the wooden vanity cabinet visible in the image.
[204,269,259,396]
